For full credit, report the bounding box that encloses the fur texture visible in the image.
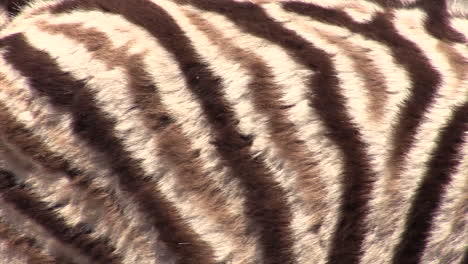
[0,0,467,263]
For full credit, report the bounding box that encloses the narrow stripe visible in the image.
[372,0,466,42]
[183,3,329,227]
[169,1,374,263]
[311,27,389,122]
[0,169,121,264]
[392,102,468,264]
[0,187,59,264]
[1,33,175,264]
[283,0,441,177]
[421,137,468,264]
[50,1,298,262]
[38,20,254,262]
[0,33,216,264]
[418,0,466,43]
[1,63,172,264]
[180,8,333,262]
[386,9,467,263]
[437,41,466,87]
[0,122,152,264]
[0,101,82,181]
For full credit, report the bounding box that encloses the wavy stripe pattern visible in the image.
[0,0,466,263]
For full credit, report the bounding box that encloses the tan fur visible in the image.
[0,0,467,263]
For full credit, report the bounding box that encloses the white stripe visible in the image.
[0,36,168,264]
[376,8,468,262]
[170,2,350,262]
[420,136,468,264]
[29,10,256,263]
[278,0,383,23]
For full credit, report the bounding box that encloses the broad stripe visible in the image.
[392,102,468,264]
[180,6,330,262]
[177,5,349,262]
[37,19,251,263]
[0,32,216,264]
[420,136,468,264]
[282,0,440,188]
[50,1,299,262]
[0,1,465,263]
[171,1,375,263]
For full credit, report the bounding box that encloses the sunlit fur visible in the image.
[0,1,467,264]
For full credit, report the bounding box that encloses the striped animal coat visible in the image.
[0,0,467,263]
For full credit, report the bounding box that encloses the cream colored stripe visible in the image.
[28,11,255,263]
[0,142,82,264]
[0,133,136,263]
[364,9,468,263]
[271,5,466,263]
[166,2,348,262]
[0,45,169,264]
[420,136,468,264]
[276,0,383,23]
[0,3,9,30]
[449,17,468,38]
[266,2,400,261]
[0,200,91,264]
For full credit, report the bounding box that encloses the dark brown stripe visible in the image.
[0,169,120,264]
[0,33,215,264]
[391,102,468,264]
[39,20,250,251]
[373,0,466,42]
[0,97,148,263]
[184,9,328,225]
[6,0,30,16]
[461,249,468,264]
[312,27,389,122]
[0,104,77,177]
[418,0,466,43]
[50,1,297,263]
[165,1,374,263]
[0,102,155,263]
[0,188,58,264]
[283,2,442,176]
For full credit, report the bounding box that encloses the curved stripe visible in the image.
[0,169,121,264]
[182,0,332,238]
[37,19,255,263]
[0,123,154,264]
[1,32,175,264]
[311,27,389,123]
[50,1,298,262]
[420,136,468,264]
[392,102,468,264]
[0,33,215,264]
[418,0,466,42]
[180,8,332,262]
[166,1,375,263]
[372,0,466,42]
[0,194,59,264]
[282,0,441,179]
[0,65,172,264]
